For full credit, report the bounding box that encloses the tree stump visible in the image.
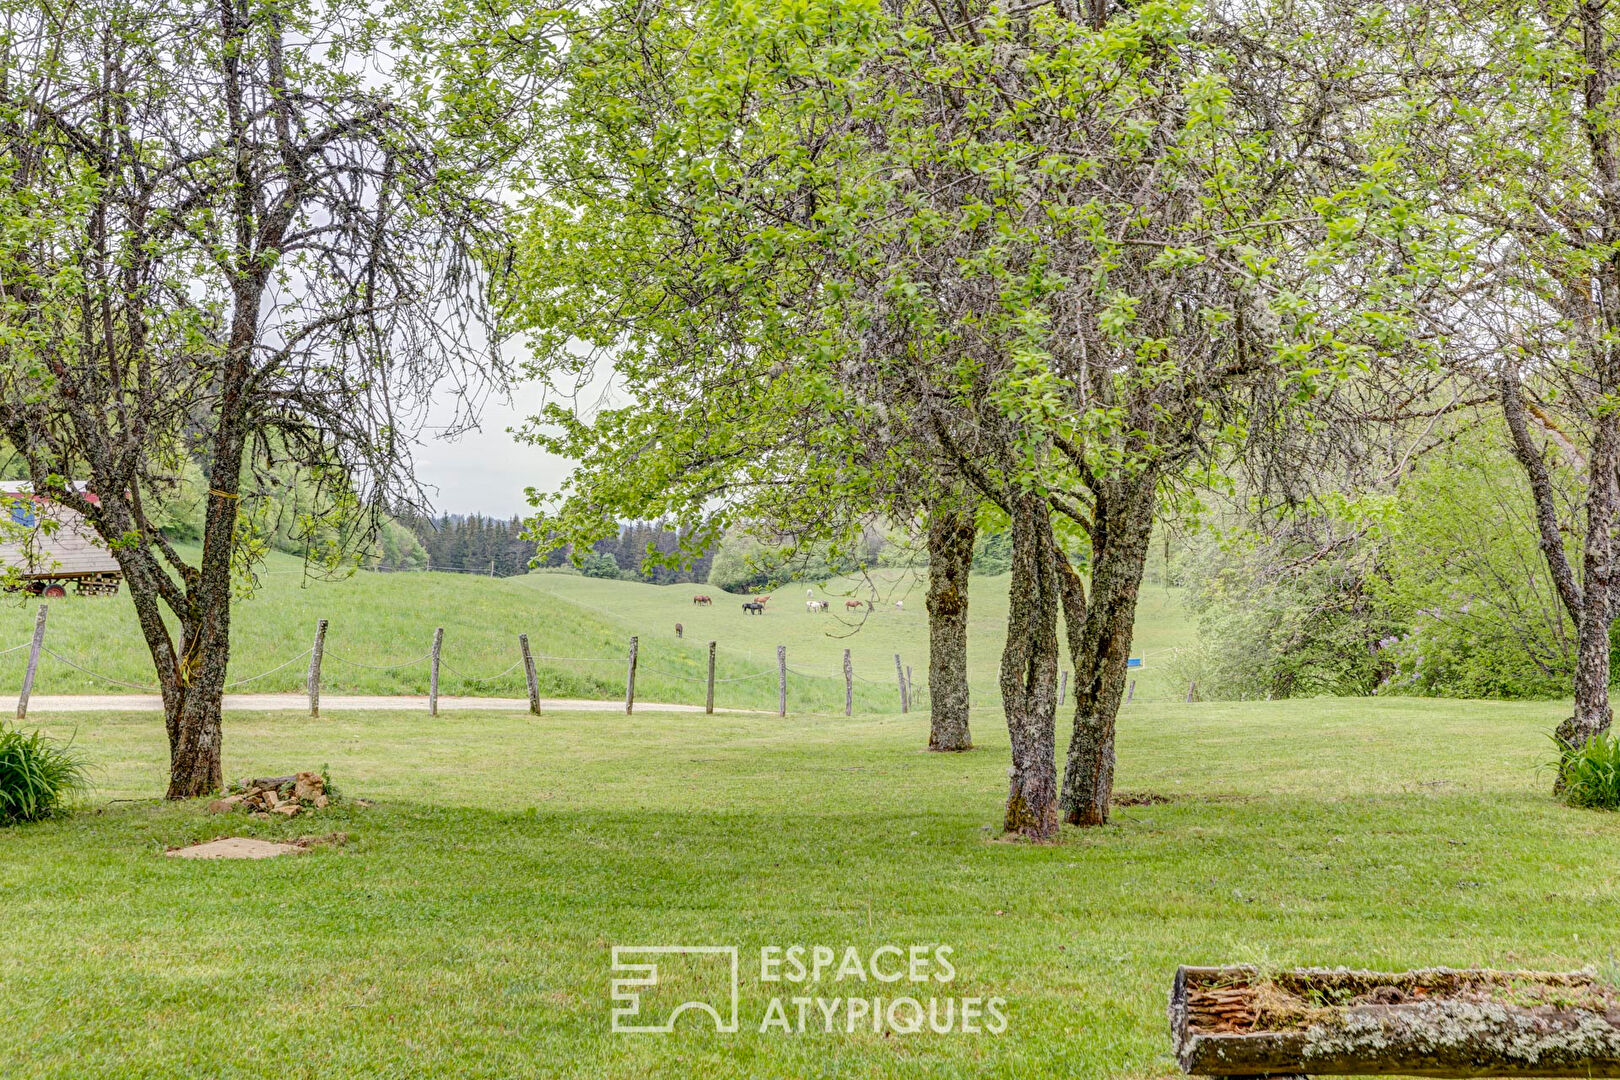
[1170,965,1620,1077]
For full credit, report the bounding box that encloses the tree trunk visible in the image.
[163,302,253,797]
[1000,492,1061,841]
[926,494,976,751]
[1060,474,1155,827]
[1503,370,1617,756]
[1564,410,1620,749]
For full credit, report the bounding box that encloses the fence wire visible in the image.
[11,622,976,713]
[440,659,526,682]
[326,651,432,671]
[224,649,313,689]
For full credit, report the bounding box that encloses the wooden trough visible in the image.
[1170,965,1620,1078]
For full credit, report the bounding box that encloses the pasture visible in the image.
[0,555,1195,712]
[3,695,1613,1078]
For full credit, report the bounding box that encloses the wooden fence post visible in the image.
[1059,669,1067,707]
[307,618,327,717]
[16,603,47,721]
[1126,678,1136,703]
[520,633,540,715]
[1185,680,1196,703]
[777,645,787,717]
[843,649,853,717]
[906,665,914,707]
[625,636,638,714]
[429,627,444,716]
[894,653,908,713]
[706,641,716,715]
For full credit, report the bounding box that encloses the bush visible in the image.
[580,550,620,579]
[1552,731,1620,810]
[0,725,90,824]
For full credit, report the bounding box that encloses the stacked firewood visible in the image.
[207,772,330,818]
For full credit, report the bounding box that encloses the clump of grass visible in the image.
[1551,731,1620,810]
[0,724,91,824]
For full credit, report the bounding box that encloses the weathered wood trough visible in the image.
[1170,965,1620,1077]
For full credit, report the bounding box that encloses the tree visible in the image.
[580,550,621,579]
[1358,0,1620,755]
[0,0,508,796]
[513,0,1375,838]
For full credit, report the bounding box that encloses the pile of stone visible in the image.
[208,772,330,818]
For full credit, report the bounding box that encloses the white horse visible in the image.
[895,600,903,611]
[807,599,828,613]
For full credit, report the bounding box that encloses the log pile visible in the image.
[208,772,330,818]
[1171,964,1620,1077]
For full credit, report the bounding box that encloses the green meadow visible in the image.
[2,697,1609,1078]
[0,555,1194,711]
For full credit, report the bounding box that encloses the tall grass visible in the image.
[1551,731,1620,810]
[0,724,91,824]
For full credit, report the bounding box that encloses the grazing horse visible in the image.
[806,600,828,613]
[743,601,766,615]
[895,600,903,611]
[675,622,684,638]
[844,599,864,611]
[753,595,771,605]
[692,594,712,606]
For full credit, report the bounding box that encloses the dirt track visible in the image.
[20,693,744,714]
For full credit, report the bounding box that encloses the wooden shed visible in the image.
[0,488,122,596]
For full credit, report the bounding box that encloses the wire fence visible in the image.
[0,603,1157,720]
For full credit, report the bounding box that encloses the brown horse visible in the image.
[844,599,864,611]
[692,595,712,605]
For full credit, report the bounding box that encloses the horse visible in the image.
[692,594,712,606]
[807,600,828,613]
[675,622,684,638]
[895,600,903,611]
[743,601,766,615]
[753,595,771,605]
[844,599,864,611]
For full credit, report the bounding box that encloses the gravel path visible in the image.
[20,693,744,714]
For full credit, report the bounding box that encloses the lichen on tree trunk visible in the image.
[1060,473,1156,827]
[926,493,976,752]
[1000,492,1061,841]
[1502,370,1617,767]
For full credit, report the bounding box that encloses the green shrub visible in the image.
[0,725,91,824]
[1551,731,1620,810]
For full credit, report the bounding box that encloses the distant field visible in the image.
[1,695,1601,1078]
[0,553,1196,713]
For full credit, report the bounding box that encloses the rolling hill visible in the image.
[0,550,1197,713]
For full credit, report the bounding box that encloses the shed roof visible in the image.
[0,493,121,577]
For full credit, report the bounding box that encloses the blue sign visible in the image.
[1127,657,1143,668]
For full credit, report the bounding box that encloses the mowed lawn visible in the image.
[3,696,1617,1078]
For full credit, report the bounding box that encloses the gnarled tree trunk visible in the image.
[1060,472,1156,827]
[1567,411,1619,748]
[1001,492,1062,840]
[1502,370,1616,756]
[926,493,976,751]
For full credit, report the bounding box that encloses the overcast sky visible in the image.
[412,382,575,519]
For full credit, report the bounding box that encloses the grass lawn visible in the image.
[3,695,1615,1078]
[0,555,1195,711]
